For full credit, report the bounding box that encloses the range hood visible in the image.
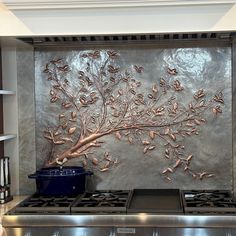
[19,32,233,46]
[1,0,236,36]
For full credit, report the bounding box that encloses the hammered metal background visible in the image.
[17,47,36,194]
[35,45,232,190]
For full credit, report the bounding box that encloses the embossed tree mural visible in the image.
[43,50,224,181]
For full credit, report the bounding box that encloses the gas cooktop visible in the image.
[11,194,76,214]
[71,190,131,213]
[7,189,236,215]
[4,189,236,236]
[182,190,236,214]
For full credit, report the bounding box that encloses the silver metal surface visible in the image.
[2,226,236,236]
[157,228,233,236]
[232,39,236,194]
[35,45,232,190]
[3,214,236,228]
[2,227,114,236]
[4,213,236,236]
[7,227,231,236]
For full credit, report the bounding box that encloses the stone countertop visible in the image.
[0,196,27,236]
[0,196,28,222]
[0,196,28,219]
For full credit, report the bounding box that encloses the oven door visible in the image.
[3,227,235,236]
[3,227,114,236]
[105,227,233,236]
[157,228,233,236]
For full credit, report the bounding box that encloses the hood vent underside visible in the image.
[18,32,235,47]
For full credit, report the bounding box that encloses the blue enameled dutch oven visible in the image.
[28,166,93,196]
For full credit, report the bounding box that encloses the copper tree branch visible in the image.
[44,52,223,180]
[47,116,197,165]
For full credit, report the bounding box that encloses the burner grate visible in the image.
[182,190,236,214]
[11,194,78,214]
[71,190,132,213]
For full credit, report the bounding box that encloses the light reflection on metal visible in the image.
[138,213,148,223]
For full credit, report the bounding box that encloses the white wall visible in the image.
[0,1,236,36]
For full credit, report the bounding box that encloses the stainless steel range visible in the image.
[3,189,236,236]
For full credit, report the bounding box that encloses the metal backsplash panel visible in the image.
[17,47,36,194]
[35,45,232,190]
[233,40,236,193]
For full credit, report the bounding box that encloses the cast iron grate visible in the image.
[182,190,236,214]
[71,190,132,214]
[9,194,78,215]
